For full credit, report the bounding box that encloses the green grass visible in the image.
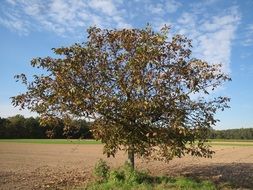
[209,143,253,146]
[83,178,216,190]
[208,139,253,146]
[209,139,253,142]
[0,139,101,144]
[80,161,216,190]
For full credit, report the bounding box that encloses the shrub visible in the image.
[93,159,110,181]
[87,162,217,190]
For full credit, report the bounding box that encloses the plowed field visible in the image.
[0,142,252,189]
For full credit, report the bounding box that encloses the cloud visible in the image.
[188,0,219,14]
[0,0,131,37]
[147,3,164,15]
[166,0,182,13]
[175,6,241,73]
[0,0,241,74]
[146,0,181,15]
[240,52,252,59]
[89,0,116,16]
[241,24,253,46]
[0,13,30,35]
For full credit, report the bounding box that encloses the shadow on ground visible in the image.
[177,163,253,189]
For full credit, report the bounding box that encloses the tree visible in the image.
[12,25,230,168]
[0,117,10,138]
[24,117,43,138]
[7,115,27,138]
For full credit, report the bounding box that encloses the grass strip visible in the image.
[209,142,253,146]
[209,139,253,142]
[81,160,217,190]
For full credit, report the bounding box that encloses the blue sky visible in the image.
[0,0,253,129]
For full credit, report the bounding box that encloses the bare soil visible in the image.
[0,143,252,189]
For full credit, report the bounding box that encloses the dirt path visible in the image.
[0,143,253,189]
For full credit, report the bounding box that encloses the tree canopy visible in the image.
[12,25,230,167]
[0,115,92,139]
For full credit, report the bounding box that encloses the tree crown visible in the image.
[12,25,230,161]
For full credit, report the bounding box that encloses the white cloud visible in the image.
[0,0,131,37]
[146,0,181,16]
[176,6,241,73]
[166,0,181,13]
[147,3,164,15]
[89,0,116,16]
[177,12,196,26]
[0,9,30,35]
[240,52,252,59]
[0,17,28,35]
[5,0,16,5]
[242,24,253,46]
[189,0,219,14]
[0,0,241,74]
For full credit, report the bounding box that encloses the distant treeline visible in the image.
[0,115,93,139]
[208,128,253,139]
[0,115,252,139]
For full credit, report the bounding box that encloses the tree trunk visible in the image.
[127,147,135,169]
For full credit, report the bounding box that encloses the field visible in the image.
[0,140,253,189]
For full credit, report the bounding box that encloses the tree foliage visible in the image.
[208,128,253,139]
[12,25,230,163]
[0,115,92,139]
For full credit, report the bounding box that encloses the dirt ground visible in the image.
[0,143,253,190]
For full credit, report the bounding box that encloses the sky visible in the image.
[0,0,253,129]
